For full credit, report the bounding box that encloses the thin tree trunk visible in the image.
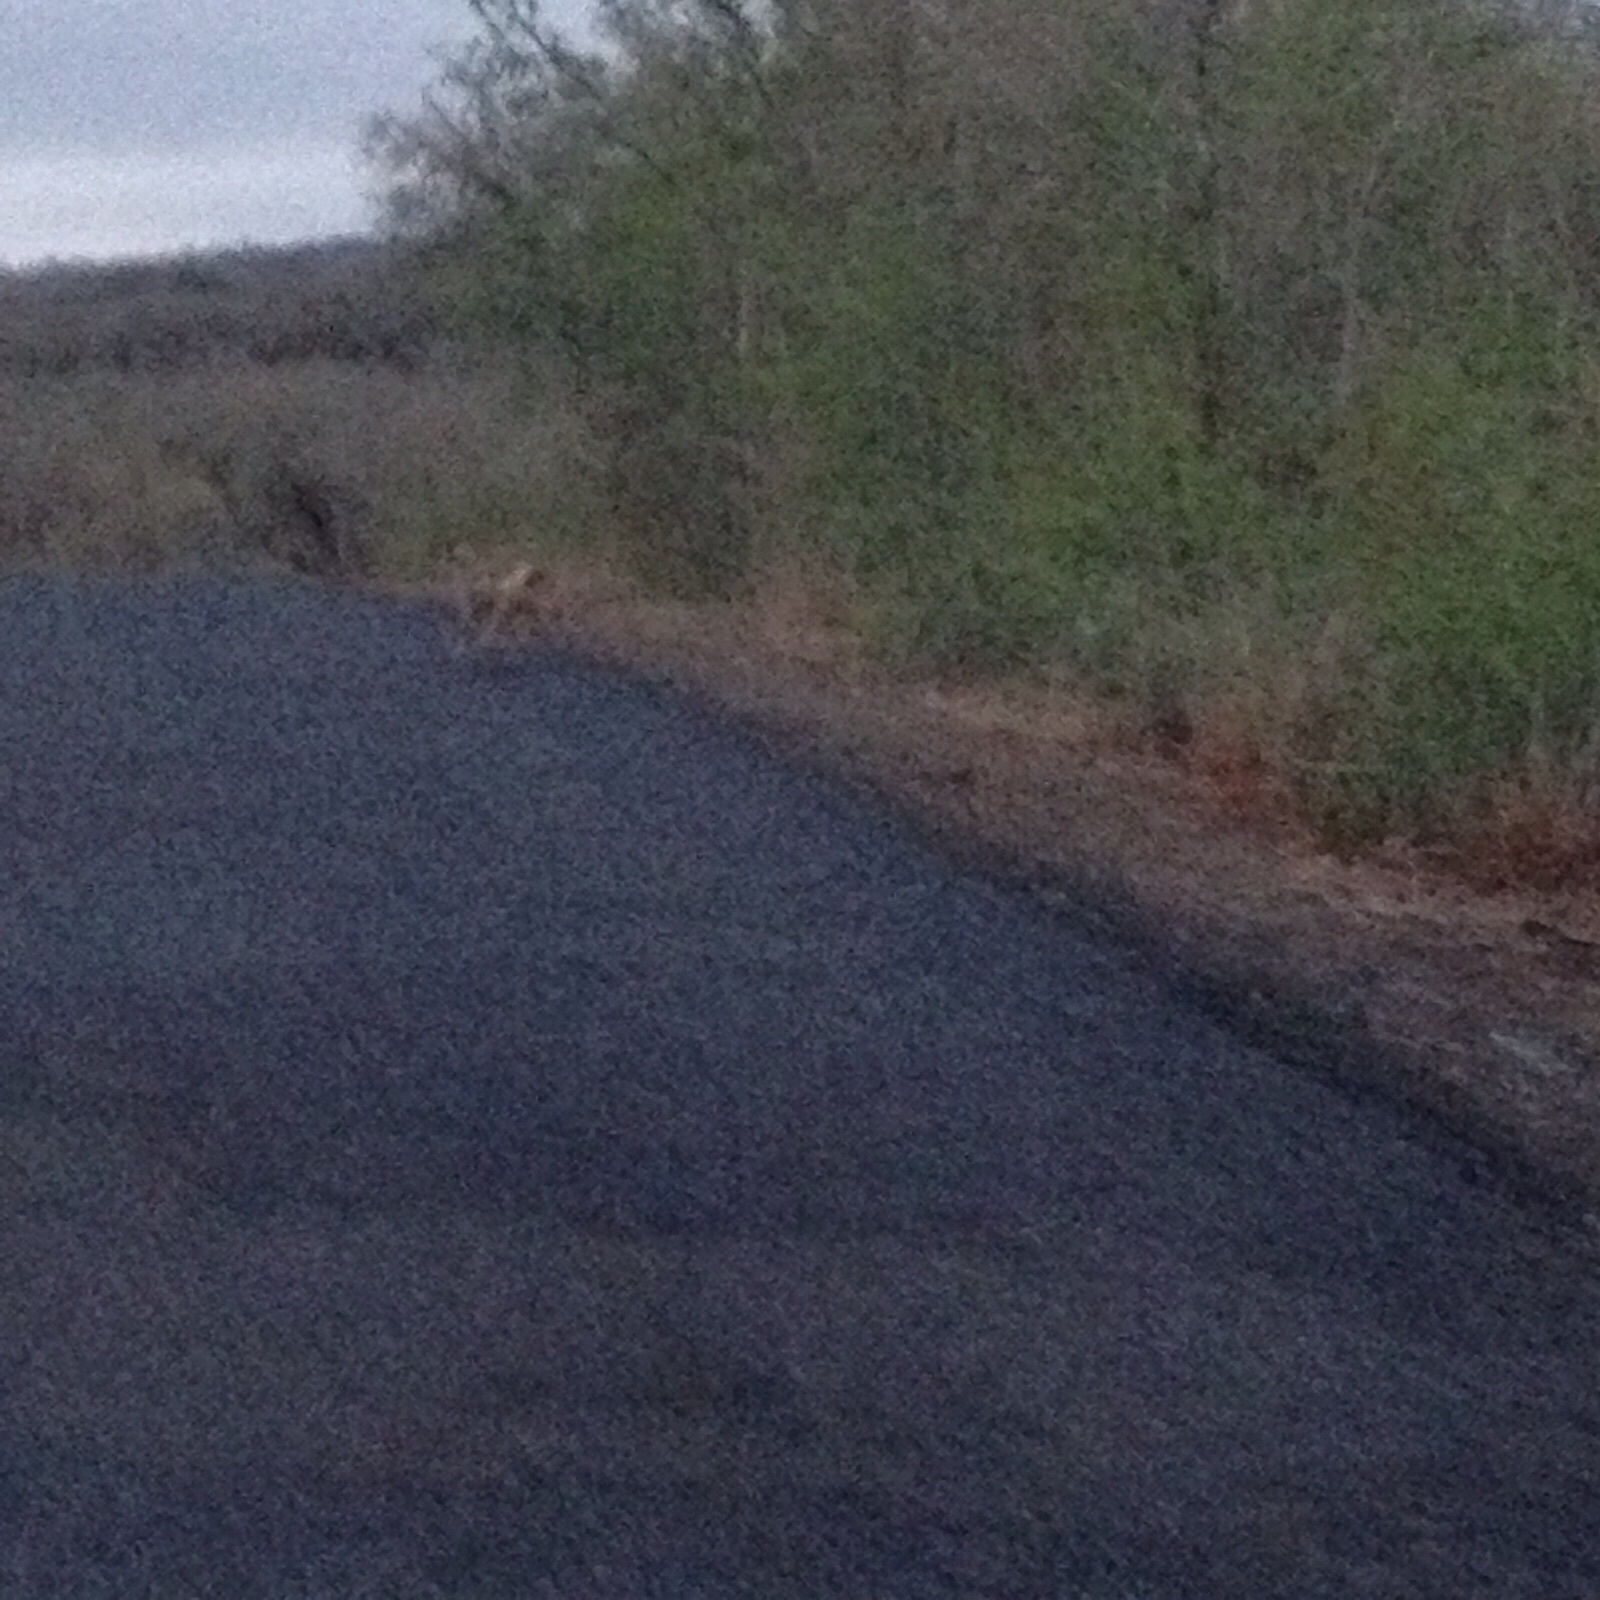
[1187,0,1229,447]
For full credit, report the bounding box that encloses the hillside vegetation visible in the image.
[6,0,1600,874]
[364,0,1600,867]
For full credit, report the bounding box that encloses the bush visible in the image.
[1311,334,1600,831]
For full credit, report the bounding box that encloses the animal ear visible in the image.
[502,562,544,594]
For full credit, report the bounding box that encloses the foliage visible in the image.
[356,0,1600,845]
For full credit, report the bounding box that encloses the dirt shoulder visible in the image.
[382,557,1600,1239]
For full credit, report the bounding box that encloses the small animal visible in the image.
[462,562,548,644]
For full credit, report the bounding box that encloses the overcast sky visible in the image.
[0,0,592,268]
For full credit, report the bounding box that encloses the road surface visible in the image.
[1,574,1597,1597]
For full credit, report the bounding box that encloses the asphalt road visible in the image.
[1,574,1597,1598]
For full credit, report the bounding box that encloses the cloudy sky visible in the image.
[0,0,591,268]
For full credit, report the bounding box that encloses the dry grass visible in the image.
[0,357,602,581]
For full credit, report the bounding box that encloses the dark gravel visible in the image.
[1,573,1597,1598]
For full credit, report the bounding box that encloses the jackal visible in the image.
[461,562,548,644]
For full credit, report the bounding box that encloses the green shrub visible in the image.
[1314,333,1600,831]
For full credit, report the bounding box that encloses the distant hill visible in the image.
[0,236,441,377]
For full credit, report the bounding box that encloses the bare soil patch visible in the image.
[390,553,1600,1234]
